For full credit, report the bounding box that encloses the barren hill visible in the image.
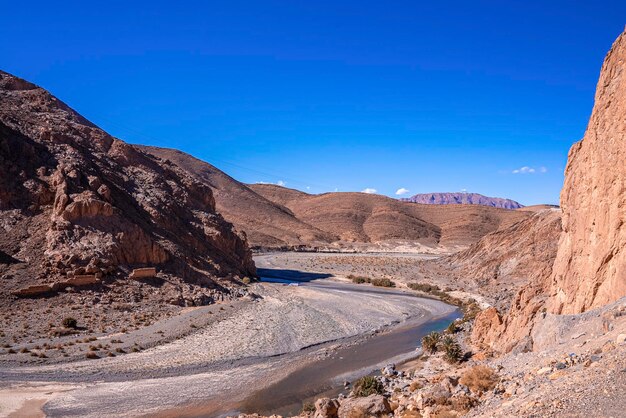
[0,71,255,315]
[251,184,530,249]
[402,192,523,209]
[137,148,531,251]
[138,146,335,249]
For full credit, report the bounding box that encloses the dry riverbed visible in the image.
[0,255,455,417]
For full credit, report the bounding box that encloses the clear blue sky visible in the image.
[2,1,625,205]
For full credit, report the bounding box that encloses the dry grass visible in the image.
[459,365,498,393]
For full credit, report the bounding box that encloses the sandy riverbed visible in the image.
[0,256,454,417]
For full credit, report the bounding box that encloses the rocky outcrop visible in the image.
[547,31,626,315]
[471,30,626,352]
[337,395,390,418]
[0,70,255,300]
[402,192,523,209]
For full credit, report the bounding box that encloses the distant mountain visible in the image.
[401,192,523,209]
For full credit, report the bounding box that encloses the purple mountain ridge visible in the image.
[401,192,523,209]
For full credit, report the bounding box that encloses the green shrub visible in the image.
[441,336,463,364]
[445,322,459,334]
[370,278,395,287]
[353,376,384,397]
[421,331,442,354]
[62,317,78,329]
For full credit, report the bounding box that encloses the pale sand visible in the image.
[0,384,78,418]
[0,255,454,417]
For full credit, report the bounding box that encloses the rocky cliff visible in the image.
[547,31,626,315]
[472,30,626,352]
[0,71,255,300]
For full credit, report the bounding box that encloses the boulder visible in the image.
[12,284,54,297]
[337,395,391,418]
[314,397,339,418]
[129,267,158,280]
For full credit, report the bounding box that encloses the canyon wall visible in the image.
[473,30,626,352]
[547,31,626,314]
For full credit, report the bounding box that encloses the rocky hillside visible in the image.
[401,192,523,209]
[138,146,335,249]
[0,71,255,305]
[444,209,561,313]
[472,29,626,353]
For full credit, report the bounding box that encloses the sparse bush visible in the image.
[441,336,463,364]
[7,348,16,354]
[370,278,395,287]
[449,393,478,412]
[408,283,440,293]
[422,331,442,354]
[459,365,498,393]
[242,277,251,285]
[445,322,459,334]
[301,402,315,413]
[461,302,481,322]
[62,317,78,329]
[85,352,99,359]
[349,274,371,284]
[353,376,384,397]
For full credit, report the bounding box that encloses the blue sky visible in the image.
[2,1,625,205]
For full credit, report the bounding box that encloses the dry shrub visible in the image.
[449,394,478,412]
[371,278,395,287]
[459,365,498,393]
[409,381,423,391]
[430,405,459,418]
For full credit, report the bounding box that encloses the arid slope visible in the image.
[252,184,530,248]
[138,145,335,248]
[0,71,255,339]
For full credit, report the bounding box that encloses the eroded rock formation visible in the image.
[0,70,255,299]
[472,30,626,352]
[547,31,626,315]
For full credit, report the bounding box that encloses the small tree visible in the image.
[441,335,463,364]
[62,317,78,329]
[421,331,442,354]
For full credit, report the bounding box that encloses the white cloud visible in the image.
[361,188,377,194]
[255,180,287,186]
[395,188,410,196]
[540,166,548,173]
[512,166,536,174]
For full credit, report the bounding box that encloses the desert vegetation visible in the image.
[352,375,385,397]
[348,274,395,287]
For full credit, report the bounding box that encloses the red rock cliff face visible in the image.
[0,71,255,295]
[547,31,626,314]
[471,30,626,353]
